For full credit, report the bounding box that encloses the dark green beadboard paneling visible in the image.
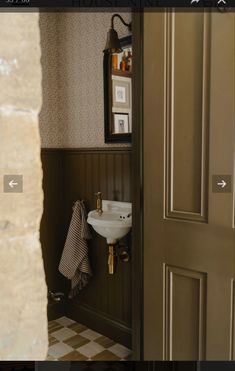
[40,148,132,346]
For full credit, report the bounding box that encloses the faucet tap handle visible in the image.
[94,191,102,197]
[95,192,103,214]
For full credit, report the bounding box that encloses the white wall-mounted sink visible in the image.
[87,200,132,244]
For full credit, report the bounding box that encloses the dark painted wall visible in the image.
[40,148,132,347]
[40,150,66,319]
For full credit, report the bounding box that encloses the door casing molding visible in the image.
[132,11,144,360]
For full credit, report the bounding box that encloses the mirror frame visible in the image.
[103,35,132,143]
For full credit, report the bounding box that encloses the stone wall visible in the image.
[0,13,48,359]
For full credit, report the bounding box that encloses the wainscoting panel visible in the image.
[40,148,132,347]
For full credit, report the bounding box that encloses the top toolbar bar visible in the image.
[0,0,233,7]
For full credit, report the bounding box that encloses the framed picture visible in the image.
[113,113,129,134]
[103,35,132,143]
[112,78,131,109]
[115,85,126,103]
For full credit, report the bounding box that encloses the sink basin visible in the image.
[87,200,132,244]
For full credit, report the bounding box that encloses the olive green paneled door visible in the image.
[143,11,235,360]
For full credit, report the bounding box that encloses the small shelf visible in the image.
[112,69,132,78]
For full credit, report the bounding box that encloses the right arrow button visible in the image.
[217,179,227,189]
[212,175,231,193]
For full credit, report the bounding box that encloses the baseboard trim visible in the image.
[48,301,65,321]
[66,301,132,348]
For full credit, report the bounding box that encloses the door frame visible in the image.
[132,11,144,360]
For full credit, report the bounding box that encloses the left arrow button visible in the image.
[9,179,18,188]
[3,175,23,193]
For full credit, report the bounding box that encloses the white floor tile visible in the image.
[48,317,131,361]
[108,343,131,358]
[55,316,76,327]
[51,327,77,341]
[78,341,105,358]
[48,342,74,358]
[79,328,102,341]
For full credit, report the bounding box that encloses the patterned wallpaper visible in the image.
[39,12,131,148]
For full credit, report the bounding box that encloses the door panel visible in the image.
[164,265,206,360]
[165,12,209,221]
[144,11,235,360]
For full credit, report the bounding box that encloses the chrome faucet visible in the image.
[95,192,103,215]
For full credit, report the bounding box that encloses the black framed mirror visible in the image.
[103,35,132,143]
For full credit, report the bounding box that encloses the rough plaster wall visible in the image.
[0,13,48,359]
[39,12,131,148]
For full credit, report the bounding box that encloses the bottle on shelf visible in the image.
[126,49,132,72]
[120,51,127,72]
[112,54,118,70]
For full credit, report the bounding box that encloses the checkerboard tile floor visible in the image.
[47,316,132,361]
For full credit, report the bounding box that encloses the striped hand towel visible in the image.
[59,200,92,297]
